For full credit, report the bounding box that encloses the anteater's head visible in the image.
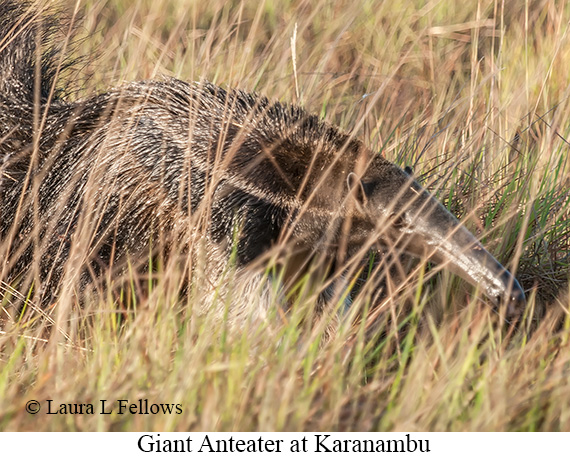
[345,158,526,317]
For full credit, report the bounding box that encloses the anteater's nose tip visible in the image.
[502,279,526,319]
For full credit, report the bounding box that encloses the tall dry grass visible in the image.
[0,0,569,431]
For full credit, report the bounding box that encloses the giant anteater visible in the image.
[0,1,525,323]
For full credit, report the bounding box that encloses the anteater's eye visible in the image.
[390,213,406,229]
[404,166,414,176]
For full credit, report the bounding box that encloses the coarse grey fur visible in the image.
[0,1,525,324]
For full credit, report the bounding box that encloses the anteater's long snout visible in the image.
[427,222,526,317]
[392,181,526,317]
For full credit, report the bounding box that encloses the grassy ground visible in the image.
[1,0,570,431]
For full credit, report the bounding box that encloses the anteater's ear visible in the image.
[347,172,368,208]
